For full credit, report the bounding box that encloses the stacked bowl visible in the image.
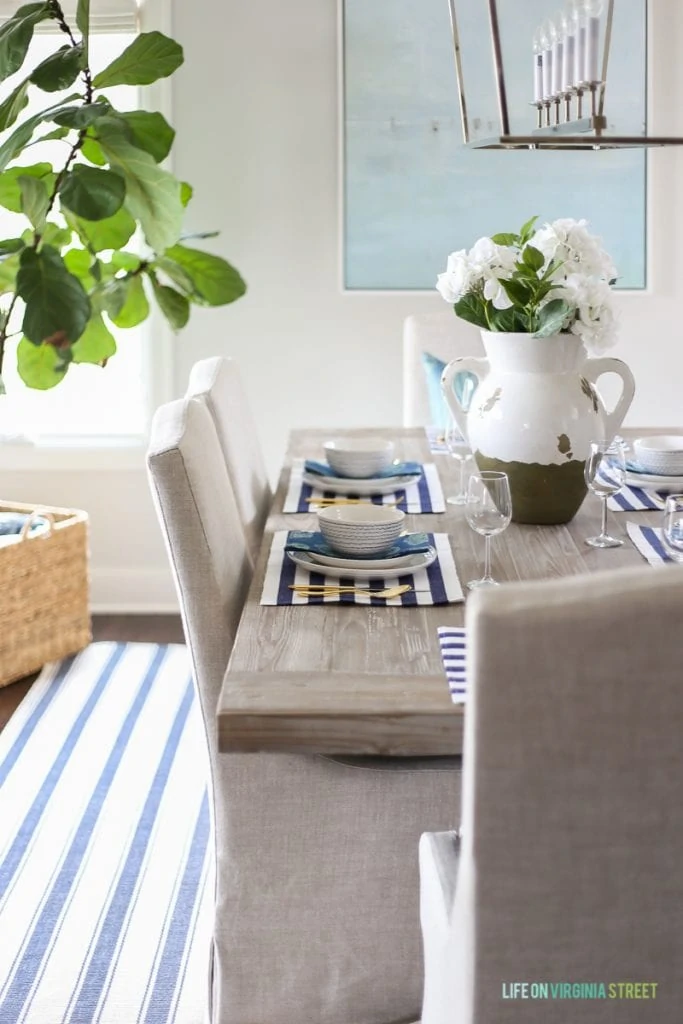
[323,438,395,478]
[317,505,404,557]
[633,436,683,476]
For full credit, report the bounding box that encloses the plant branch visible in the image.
[0,293,20,376]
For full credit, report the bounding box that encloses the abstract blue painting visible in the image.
[342,0,646,291]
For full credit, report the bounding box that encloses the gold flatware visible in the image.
[304,497,403,507]
[289,583,413,599]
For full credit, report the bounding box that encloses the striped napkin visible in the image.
[626,521,683,566]
[283,459,446,514]
[260,531,464,606]
[437,626,468,704]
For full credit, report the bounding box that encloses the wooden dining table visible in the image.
[217,426,669,757]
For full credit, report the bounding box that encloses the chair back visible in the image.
[402,312,483,426]
[187,357,272,561]
[146,396,252,762]
[457,564,683,1022]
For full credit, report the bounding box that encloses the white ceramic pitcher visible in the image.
[441,330,636,524]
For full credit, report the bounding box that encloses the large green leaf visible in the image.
[0,2,51,84]
[109,250,141,272]
[151,276,189,330]
[0,237,24,255]
[98,123,182,252]
[39,221,72,248]
[63,246,94,283]
[16,336,68,389]
[0,163,54,212]
[72,314,116,364]
[18,173,50,231]
[0,253,19,294]
[0,93,79,171]
[162,244,246,306]
[80,135,106,165]
[30,44,83,92]
[53,102,110,129]
[59,165,125,221]
[111,274,149,328]
[116,110,174,163]
[0,79,29,132]
[17,245,91,343]
[91,276,127,318]
[67,204,136,252]
[92,31,183,89]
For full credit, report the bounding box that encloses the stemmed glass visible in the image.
[465,471,512,589]
[662,495,683,563]
[444,412,473,505]
[584,440,626,548]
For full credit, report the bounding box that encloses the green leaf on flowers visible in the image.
[533,298,571,338]
[490,306,528,333]
[67,205,136,252]
[162,244,246,305]
[180,181,192,207]
[59,165,125,221]
[18,173,50,231]
[0,79,29,132]
[490,232,518,247]
[17,245,91,343]
[500,276,533,307]
[30,44,83,92]
[98,121,183,252]
[93,31,184,88]
[518,215,538,244]
[522,244,544,273]
[53,102,110,129]
[111,274,149,328]
[0,163,54,213]
[0,237,24,255]
[453,293,488,330]
[116,110,175,162]
[0,3,52,84]
[72,314,116,364]
[17,336,69,389]
[151,276,189,330]
[81,136,106,166]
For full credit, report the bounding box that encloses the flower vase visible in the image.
[441,330,635,525]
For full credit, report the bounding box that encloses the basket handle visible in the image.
[20,510,55,541]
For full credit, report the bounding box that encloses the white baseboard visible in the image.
[90,566,179,614]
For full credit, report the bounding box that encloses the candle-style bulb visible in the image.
[583,0,604,14]
[551,13,564,98]
[541,19,555,101]
[533,28,544,104]
[582,0,602,83]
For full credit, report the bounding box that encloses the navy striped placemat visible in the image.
[261,531,464,606]
[626,522,682,565]
[437,627,468,704]
[283,459,446,514]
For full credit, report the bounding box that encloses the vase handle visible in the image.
[441,356,489,442]
[583,357,636,442]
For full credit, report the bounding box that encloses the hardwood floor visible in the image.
[0,615,184,734]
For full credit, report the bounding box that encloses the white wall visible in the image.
[3,0,683,611]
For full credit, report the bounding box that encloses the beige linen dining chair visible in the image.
[147,395,461,1024]
[402,311,483,427]
[420,562,683,1024]
[187,356,272,562]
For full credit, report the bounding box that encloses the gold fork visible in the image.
[304,497,403,507]
[289,583,413,599]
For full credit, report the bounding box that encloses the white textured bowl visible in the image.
[633,436,683,476]
[323,437,395,478]
[317,505,404,556]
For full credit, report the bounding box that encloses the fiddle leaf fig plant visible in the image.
[0,0,246,391]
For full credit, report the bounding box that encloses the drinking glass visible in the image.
[444,413,473,505]
[584,440,626,548]
[465,471,512,589]
[662,494,683,563]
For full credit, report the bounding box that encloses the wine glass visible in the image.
[444,412,473,505]
[465,472,512,589]
[662,495,683,563]
[584,440,626,548]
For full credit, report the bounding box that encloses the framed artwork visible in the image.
[341,0,647,291]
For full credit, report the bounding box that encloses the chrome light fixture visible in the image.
[448,0,683,149]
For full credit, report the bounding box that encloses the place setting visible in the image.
[283,436,446,514]
[260,502,463,606]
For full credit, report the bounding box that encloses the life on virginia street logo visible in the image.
[501,981,659,1000]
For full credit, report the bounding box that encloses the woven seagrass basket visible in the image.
[0,500,91,687]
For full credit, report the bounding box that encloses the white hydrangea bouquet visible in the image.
[436,217,618,353]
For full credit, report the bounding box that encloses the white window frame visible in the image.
[0,0,174,471]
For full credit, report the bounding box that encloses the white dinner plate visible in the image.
[624,469,683,490]
[286,548,437,580]
[302,546,436,571]
[301,471,421,497]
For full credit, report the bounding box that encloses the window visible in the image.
[0,1,155,444]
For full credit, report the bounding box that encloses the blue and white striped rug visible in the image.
[0,642,213,1024]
